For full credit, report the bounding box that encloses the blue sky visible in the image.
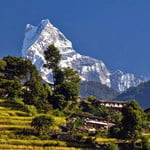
[0,0,150,77]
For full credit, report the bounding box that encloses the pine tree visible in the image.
[44,44,61,88]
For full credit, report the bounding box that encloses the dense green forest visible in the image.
[80,81,119,100]
[0,45,149,149]
[116,81,150,108]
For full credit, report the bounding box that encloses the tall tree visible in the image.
[23,65,51,110]
[55,67,81,101]
[0,57,30,98]
[44,45,81,109]
[44,44,61,88]
[61,67,81,84]
[121,100,144,140]
[2,56,33,80]
[0,59,6,78]
[0,59,6,70]
[0,77,23,98]
[54,67,80,87]
[55,82,79,101]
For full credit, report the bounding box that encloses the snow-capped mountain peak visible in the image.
[22,19,146,92]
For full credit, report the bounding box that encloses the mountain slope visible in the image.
[22,19,146,92]
[110,70,146,92]
[22,19,111,87]
[80,81,119,100]
[115,80,150,108]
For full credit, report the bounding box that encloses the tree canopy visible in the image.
[0,56,51,110]
[31,115,54,135]
[121,100,144,140]
[44,44,81,110]
[44,45,61,70]
[2,56,32,80]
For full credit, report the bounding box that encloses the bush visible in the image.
[24,105,37,116]
[84,137,96,147]
[72,134,83,142]
[51,94,67,110]
[31,115,54,136]
[109,126,121,138]
[52,109,65,116]
[98,129,109,137]
[88,95,96,101]
[17,128,37,136]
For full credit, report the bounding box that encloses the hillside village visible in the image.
[0,45,149,150]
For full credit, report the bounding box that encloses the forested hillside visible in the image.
[80,81,119,100]
[0,45,149,149]
[115,80,150,108]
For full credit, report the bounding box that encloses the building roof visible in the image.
[85,120,115,126]
[94,99,127,104]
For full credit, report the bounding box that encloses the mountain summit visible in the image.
[22,19,146,92]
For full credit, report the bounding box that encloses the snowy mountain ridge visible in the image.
[22,19,146,92]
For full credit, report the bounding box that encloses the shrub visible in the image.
[24,105,37,116]
[84,137,96,147]
[52,109,65,116]
[31,115,54,136]
[88,95,96,101]
[72,134,83,142]
[109,126,121,138]
[17,128,37,136]
[51,94,67,110]
[98,129,109,137]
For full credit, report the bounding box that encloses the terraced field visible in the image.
[0,99,70,150]
[0,99,97,150]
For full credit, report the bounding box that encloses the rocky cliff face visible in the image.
[22,19,146,92]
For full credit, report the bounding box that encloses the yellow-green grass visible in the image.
[142,133,150,136]
[0,98,149,148]
[95,137,122,144]
[0,116,33,121]
[96,135,150,144]
[0,99,32,134]
[0,145,92,150]
[51,116,66,130]
[0,110,28,117]
[142,133,150,143]
[0,119,30,124]
[0,124,31,129]
[0,139,67,146]
[54,116,66,124]
[0,106,9,110]
[95,134,150,144]
[0,99,4,102]
[0,98,69,148]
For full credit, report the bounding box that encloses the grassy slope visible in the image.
[0,98,149,150]
[0,98,97,150]
[0,99,70,150]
